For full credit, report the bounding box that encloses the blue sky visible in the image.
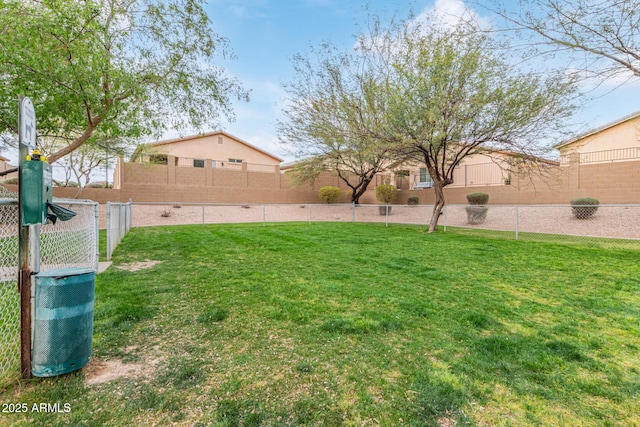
[203,0,640,163]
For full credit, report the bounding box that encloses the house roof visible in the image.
[132,130,283,162]
[555,111,640,150]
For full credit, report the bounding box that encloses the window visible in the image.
[193,159,205,168]
[218,136,223,144]
[419,168,428,182]
[416,168,433,188]
[228,158,243,164]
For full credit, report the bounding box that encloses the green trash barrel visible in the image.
[32,267,96,377]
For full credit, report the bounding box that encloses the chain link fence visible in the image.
[124,202,640,248]
[0,190,98,388]
[106,202,132,261]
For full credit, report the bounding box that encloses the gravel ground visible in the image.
[101,203,640,242]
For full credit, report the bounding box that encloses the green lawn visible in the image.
[2,222,640,426]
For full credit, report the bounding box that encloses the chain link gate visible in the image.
[0,188,98,387]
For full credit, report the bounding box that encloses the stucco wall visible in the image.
[147,134,281,166]
[560,116,640,154]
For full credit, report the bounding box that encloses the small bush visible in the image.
[466,192,489,205]
[173,204,182,209]
[571,197,599,219]
[376,184,397,204]
[407,196,419,206]
[1,177,18,185]
[160,210,172,218]
[318,186,341,204]
[466,205,488,224]
[85,181,108,188]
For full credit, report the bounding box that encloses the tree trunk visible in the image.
[349,176,374,205]
[428,180,446,232]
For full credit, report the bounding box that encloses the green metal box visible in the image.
[20,161,52,225]
[32,267,96,377]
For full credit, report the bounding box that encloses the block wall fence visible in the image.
[4,156,639,205]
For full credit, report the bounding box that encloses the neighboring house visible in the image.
[380,150,525,190]
[283,149,535,190]
[130,131,283,171]
[555,111,640,164]
[0,156,18,182]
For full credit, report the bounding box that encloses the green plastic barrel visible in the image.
[32,267,96,377]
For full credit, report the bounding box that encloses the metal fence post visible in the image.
[128,198,133,230]
[202,203,205,226]
[106,202,112,262]
[443,206,447,232]
[263,204,266,225]
[515,205,519,240]
[94,203,99,271]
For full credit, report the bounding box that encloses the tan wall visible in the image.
[1,184,121,204]
[4,157,635,206]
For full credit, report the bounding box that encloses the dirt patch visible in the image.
[117,260,163,272]
[84,359,146,386]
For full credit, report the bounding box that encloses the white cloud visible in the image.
[414,0,491,30]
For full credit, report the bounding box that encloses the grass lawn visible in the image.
[1,222,640,426]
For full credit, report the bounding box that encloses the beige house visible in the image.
[130,131,283,172]
[380,150,523,190]
[555,111,640,164]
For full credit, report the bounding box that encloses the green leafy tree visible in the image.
[373,16,578,231]
[279,42,401,204]
[0,0,248,167]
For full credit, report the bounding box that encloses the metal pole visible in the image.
[128,198,133,230]
[17,97,32,379]
[385,205,389,227]
[94,203,99,271]
[443,206,447,232]
[106,202,112,261]
[202,203,205,226]
[515,206,519,240]
[262,205,266,225]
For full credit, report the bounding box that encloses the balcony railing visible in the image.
[560,147,640,165]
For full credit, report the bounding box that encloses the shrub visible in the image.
[466,192,489,205]
[86,181,108,188]
[376,184,397,204]
[1,177,18,185]
[571,197,599,219]
[160,210,172,218]
[318,186,341,204]
[465,205,488,224]
[407,196,419,206]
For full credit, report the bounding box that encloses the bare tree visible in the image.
[479,0,640,81]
